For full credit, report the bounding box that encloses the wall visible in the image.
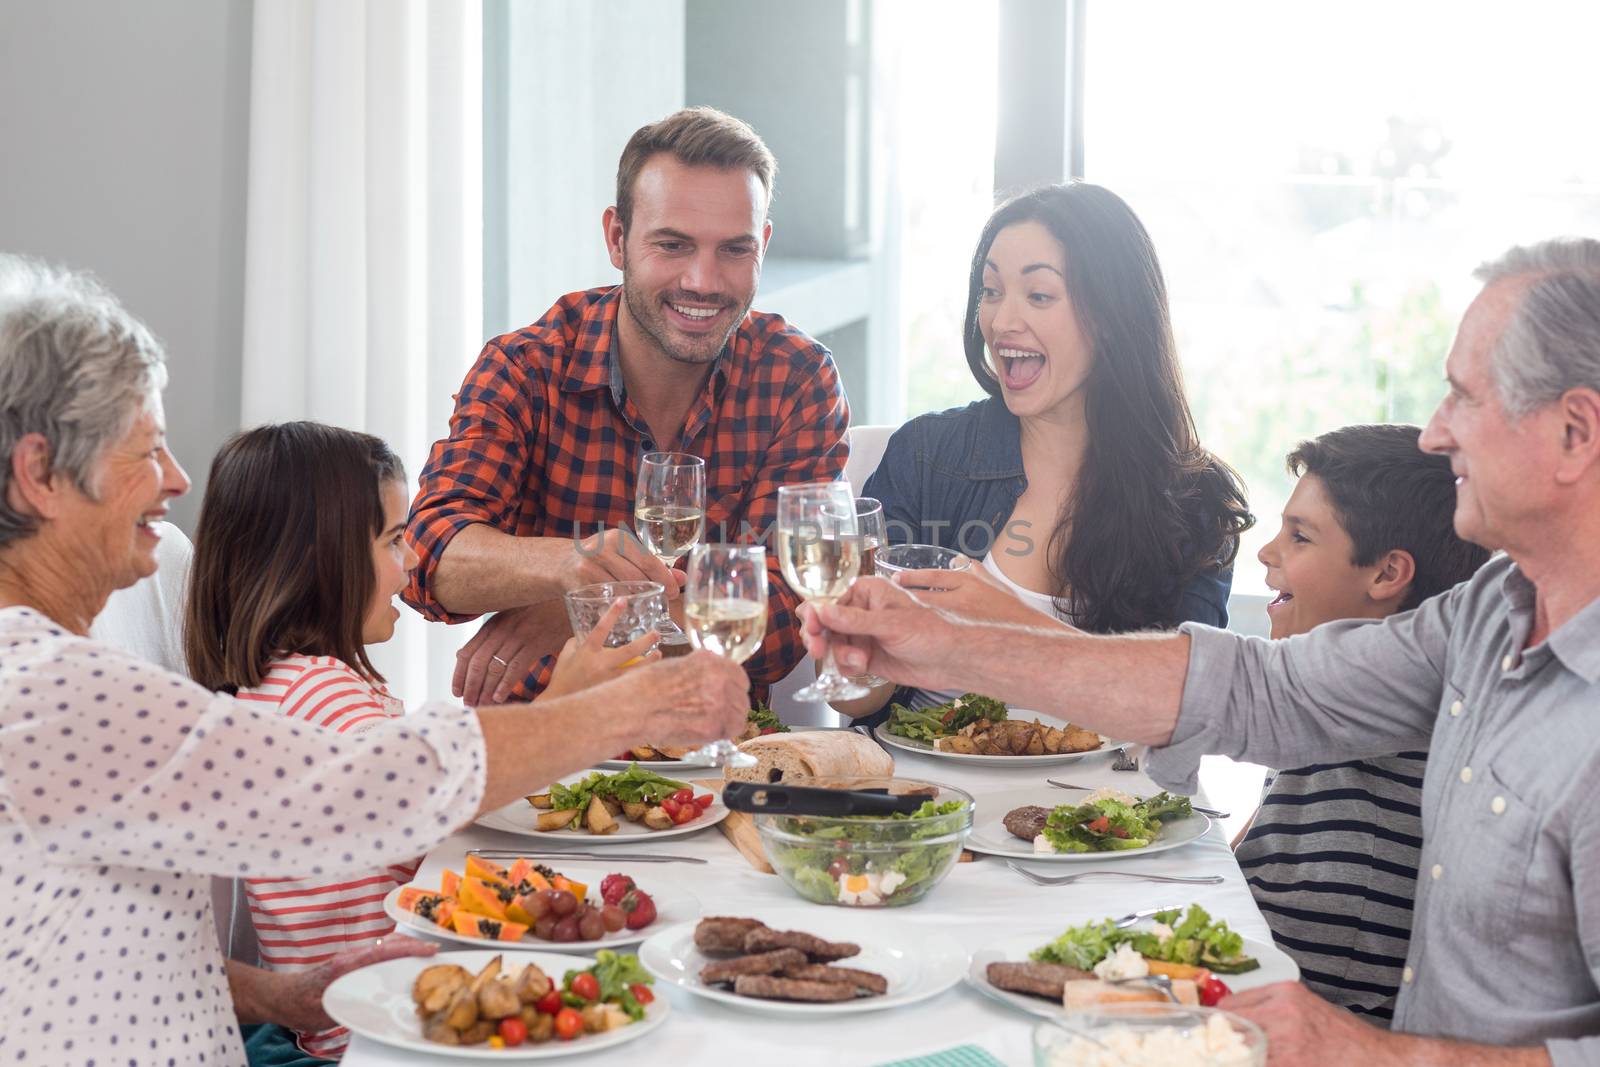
[0,0,253,533]
[484,0,686,336]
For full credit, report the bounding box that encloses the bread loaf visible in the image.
[723,730,893,783]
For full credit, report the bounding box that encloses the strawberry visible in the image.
[620,888,657,930]
[600,873,636,906]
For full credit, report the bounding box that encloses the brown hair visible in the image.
[184,421,405,692]
[614,107,777,233]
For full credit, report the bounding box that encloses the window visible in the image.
[1083,0,1600,591]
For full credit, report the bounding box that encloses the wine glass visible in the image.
[635,451,706,565]
[634,451,705,647]
[682,544,768,768]
[776,482,868,702]
[847,497,890,689]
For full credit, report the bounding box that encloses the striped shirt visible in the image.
[1235,752,1427,1022]
[238,655,421,1060]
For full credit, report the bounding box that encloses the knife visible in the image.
[1110,904,1190,929]
[466,848,707,864]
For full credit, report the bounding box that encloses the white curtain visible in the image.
[240,0,482,705]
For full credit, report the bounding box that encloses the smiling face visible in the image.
[1419,280,1565,552]
[58,391,191,594]
[1257,474,1396,639]
[362,479,417,645]
[976,220,1095,424]
[607,155,772,367]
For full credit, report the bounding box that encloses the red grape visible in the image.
[599,905,626,932]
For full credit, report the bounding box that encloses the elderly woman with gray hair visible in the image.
[0,254,751,1065]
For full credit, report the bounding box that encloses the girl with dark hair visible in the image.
[184,422,653,1062]
[847,181,1252,719]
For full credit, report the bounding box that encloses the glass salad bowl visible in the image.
[752,776,973,907]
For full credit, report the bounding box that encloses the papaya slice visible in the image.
[505,858,535,884]
[450,909,527,942]
[458,876,510,920]
[396,886,434,911]
[397,889,457,928]
[440,869,462,897]
[551,875,588,902]
[465,855,510,884]
[506,893,538,927]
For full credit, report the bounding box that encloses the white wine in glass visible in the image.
[847,497,889,689]
[684,598,767,662]
[635,452,706,566]
[683,544,767,769]
[777,482,868,702]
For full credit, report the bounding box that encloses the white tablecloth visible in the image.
[342,744,1273,1067]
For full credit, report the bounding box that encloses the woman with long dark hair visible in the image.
[844,181,1251,718]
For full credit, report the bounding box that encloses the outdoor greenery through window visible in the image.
[890,0,1600,594]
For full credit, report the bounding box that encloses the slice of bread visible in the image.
[723,730,894,784]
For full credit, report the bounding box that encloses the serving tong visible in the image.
[721,780,932,817]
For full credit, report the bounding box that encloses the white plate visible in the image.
[383,872,699,954]
[967,930,1299,1019]
[322,948,669,1059]
[475,775,729,843]
[964,787,1212,862]
[873,714,1112,767]
[637,908,968,1017]
[597,726,834,771]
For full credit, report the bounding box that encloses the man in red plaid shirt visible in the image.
[405,107,850,704]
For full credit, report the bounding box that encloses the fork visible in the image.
[1005,861,1223,887]
[1109,974,1181,1004]
[1044,779,1230,820]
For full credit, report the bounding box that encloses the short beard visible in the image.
[620,255,749,366]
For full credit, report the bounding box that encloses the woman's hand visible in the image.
[891,565,1061,630]
[541,597,660,700]
[229,937,439,1032]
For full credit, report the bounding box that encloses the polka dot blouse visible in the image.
[0,607,486,1065]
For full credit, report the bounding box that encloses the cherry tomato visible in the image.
[1199,976,1232,1007]
[497,1017,528,1047]
[570,972,601,1002]
[826,857,850,880]
[693,793,714,811]
[671,787,695,805]
[553,1007,583,1041]
[1085,816,1110,834]
[535,990,562,1015]
[759,726,777,735]
[661,796,682,818]
[670,802,697,824]
[630,983,655,1005]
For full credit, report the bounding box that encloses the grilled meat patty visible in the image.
[732,974,859,1002]
[1003,805,1054,841]
[743,927,861,962]
[783,963,889,996]
[986,960,1093,1000]
[695,916,770,955]
[699,948,808,984]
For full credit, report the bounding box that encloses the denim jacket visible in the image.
[861,396,1232,629]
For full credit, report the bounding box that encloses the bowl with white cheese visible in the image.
[1032,1005,1266,1067]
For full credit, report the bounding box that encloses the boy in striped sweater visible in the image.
[1238,424,1489,1023]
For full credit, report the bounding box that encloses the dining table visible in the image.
[340,739,1281,1067]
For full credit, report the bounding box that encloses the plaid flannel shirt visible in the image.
[404,286,850,700]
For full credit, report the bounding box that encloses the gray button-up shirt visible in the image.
[1148,554,1600,1066]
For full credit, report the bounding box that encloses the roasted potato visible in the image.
[622,801,650,822]
[458,1019,498,1045]
[536,808,581,831]
[580,1002,631,1033]
[642,805,674,830]
[585,794,619,835]
[513,963,552,1003]
[477,979,520,1020]
[441,985,478,1031]
[526,792,552,809]
[518,1005,555,1042]
[421,1015,461,1045]
[412,963,470,1015]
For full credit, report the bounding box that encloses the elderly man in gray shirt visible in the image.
[803,237,1600,1067]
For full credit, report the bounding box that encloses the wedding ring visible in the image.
[491,655,509,667]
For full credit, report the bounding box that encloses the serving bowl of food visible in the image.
[748,776,973,908]
[1032,1005,1266,1067]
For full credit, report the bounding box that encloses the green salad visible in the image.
[1029,904,1260,975]
[1041,792,1192,853]
[884,694,1008,741]
[746,704,790,734]
[549,765,689,813]
[763,799,970,907]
